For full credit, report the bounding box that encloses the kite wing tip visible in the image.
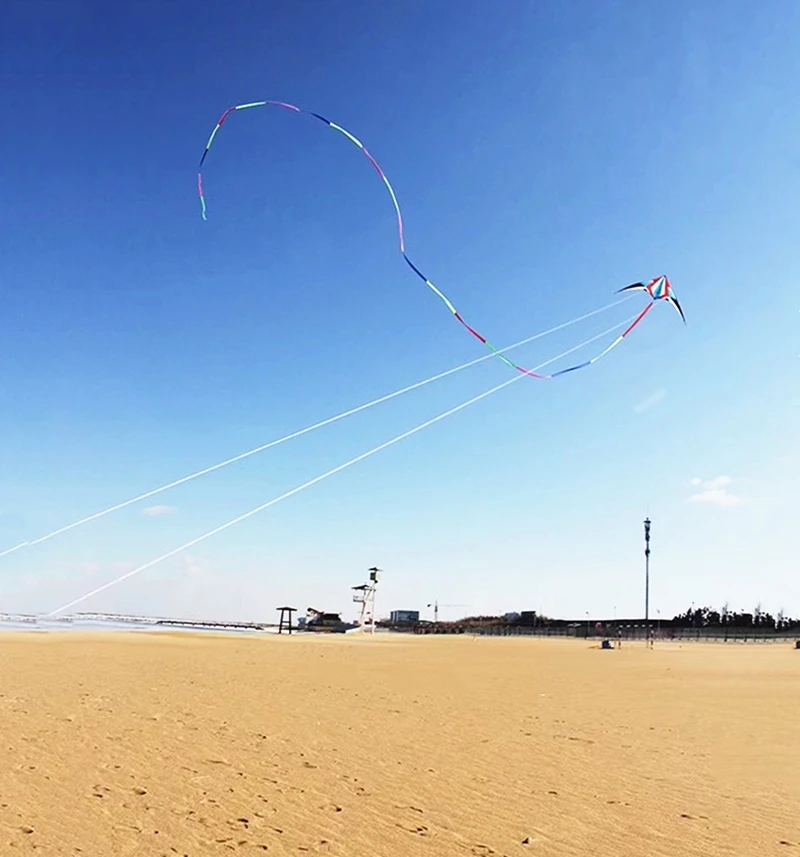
[671,296,687,324]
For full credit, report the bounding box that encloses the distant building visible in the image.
[390,610,420,624]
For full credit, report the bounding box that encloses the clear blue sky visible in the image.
[1,0,798,622]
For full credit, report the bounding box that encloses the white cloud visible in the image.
[633,388,667,414]
[182,554,207,578]
[74,561,101,578]
[686,475,746,507]
[141,505,177,517]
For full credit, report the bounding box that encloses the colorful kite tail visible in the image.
[197,101,681,378]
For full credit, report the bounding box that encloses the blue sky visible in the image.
[1,0,798,623]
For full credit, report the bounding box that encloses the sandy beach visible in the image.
[1,632,798,856]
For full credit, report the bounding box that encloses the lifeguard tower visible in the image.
[352,566,381,634]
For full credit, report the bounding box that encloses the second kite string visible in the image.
[46,311,640,617]
[0,295,634,561]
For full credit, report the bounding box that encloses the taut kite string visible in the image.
[0,297,630,562]
[45,313,637,617]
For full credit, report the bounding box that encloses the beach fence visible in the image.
[418,623,800,644]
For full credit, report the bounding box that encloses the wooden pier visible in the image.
[154,618,272,631]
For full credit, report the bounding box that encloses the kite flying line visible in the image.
[198,101,685,378]
[46,313,638,617]
[0,296,632,563]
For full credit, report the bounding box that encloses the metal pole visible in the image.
[367,567,381,634]
[644,517,651,646]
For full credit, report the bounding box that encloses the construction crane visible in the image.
[426,600,468,623]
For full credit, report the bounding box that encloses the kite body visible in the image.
[197,101,684,378]
[617,276,686,324]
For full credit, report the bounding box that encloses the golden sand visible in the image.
[1,632,798,856]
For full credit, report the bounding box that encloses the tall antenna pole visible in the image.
[644,517,651,646]
[367,566,380,634]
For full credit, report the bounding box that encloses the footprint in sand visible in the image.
[522,827,551,845]
[553,734,595,745]
[396,822,429,836]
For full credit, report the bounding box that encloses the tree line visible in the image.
[670,604,799,631]
[408,605,800,632]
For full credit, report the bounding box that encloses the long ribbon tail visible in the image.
[548,301,654,378]
[197,101,658,379]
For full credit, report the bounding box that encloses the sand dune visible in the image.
[1,632,798,855]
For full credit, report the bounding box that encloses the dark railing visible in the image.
[410,623,799,643]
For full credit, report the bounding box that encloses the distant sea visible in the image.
[0,617,281,635]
